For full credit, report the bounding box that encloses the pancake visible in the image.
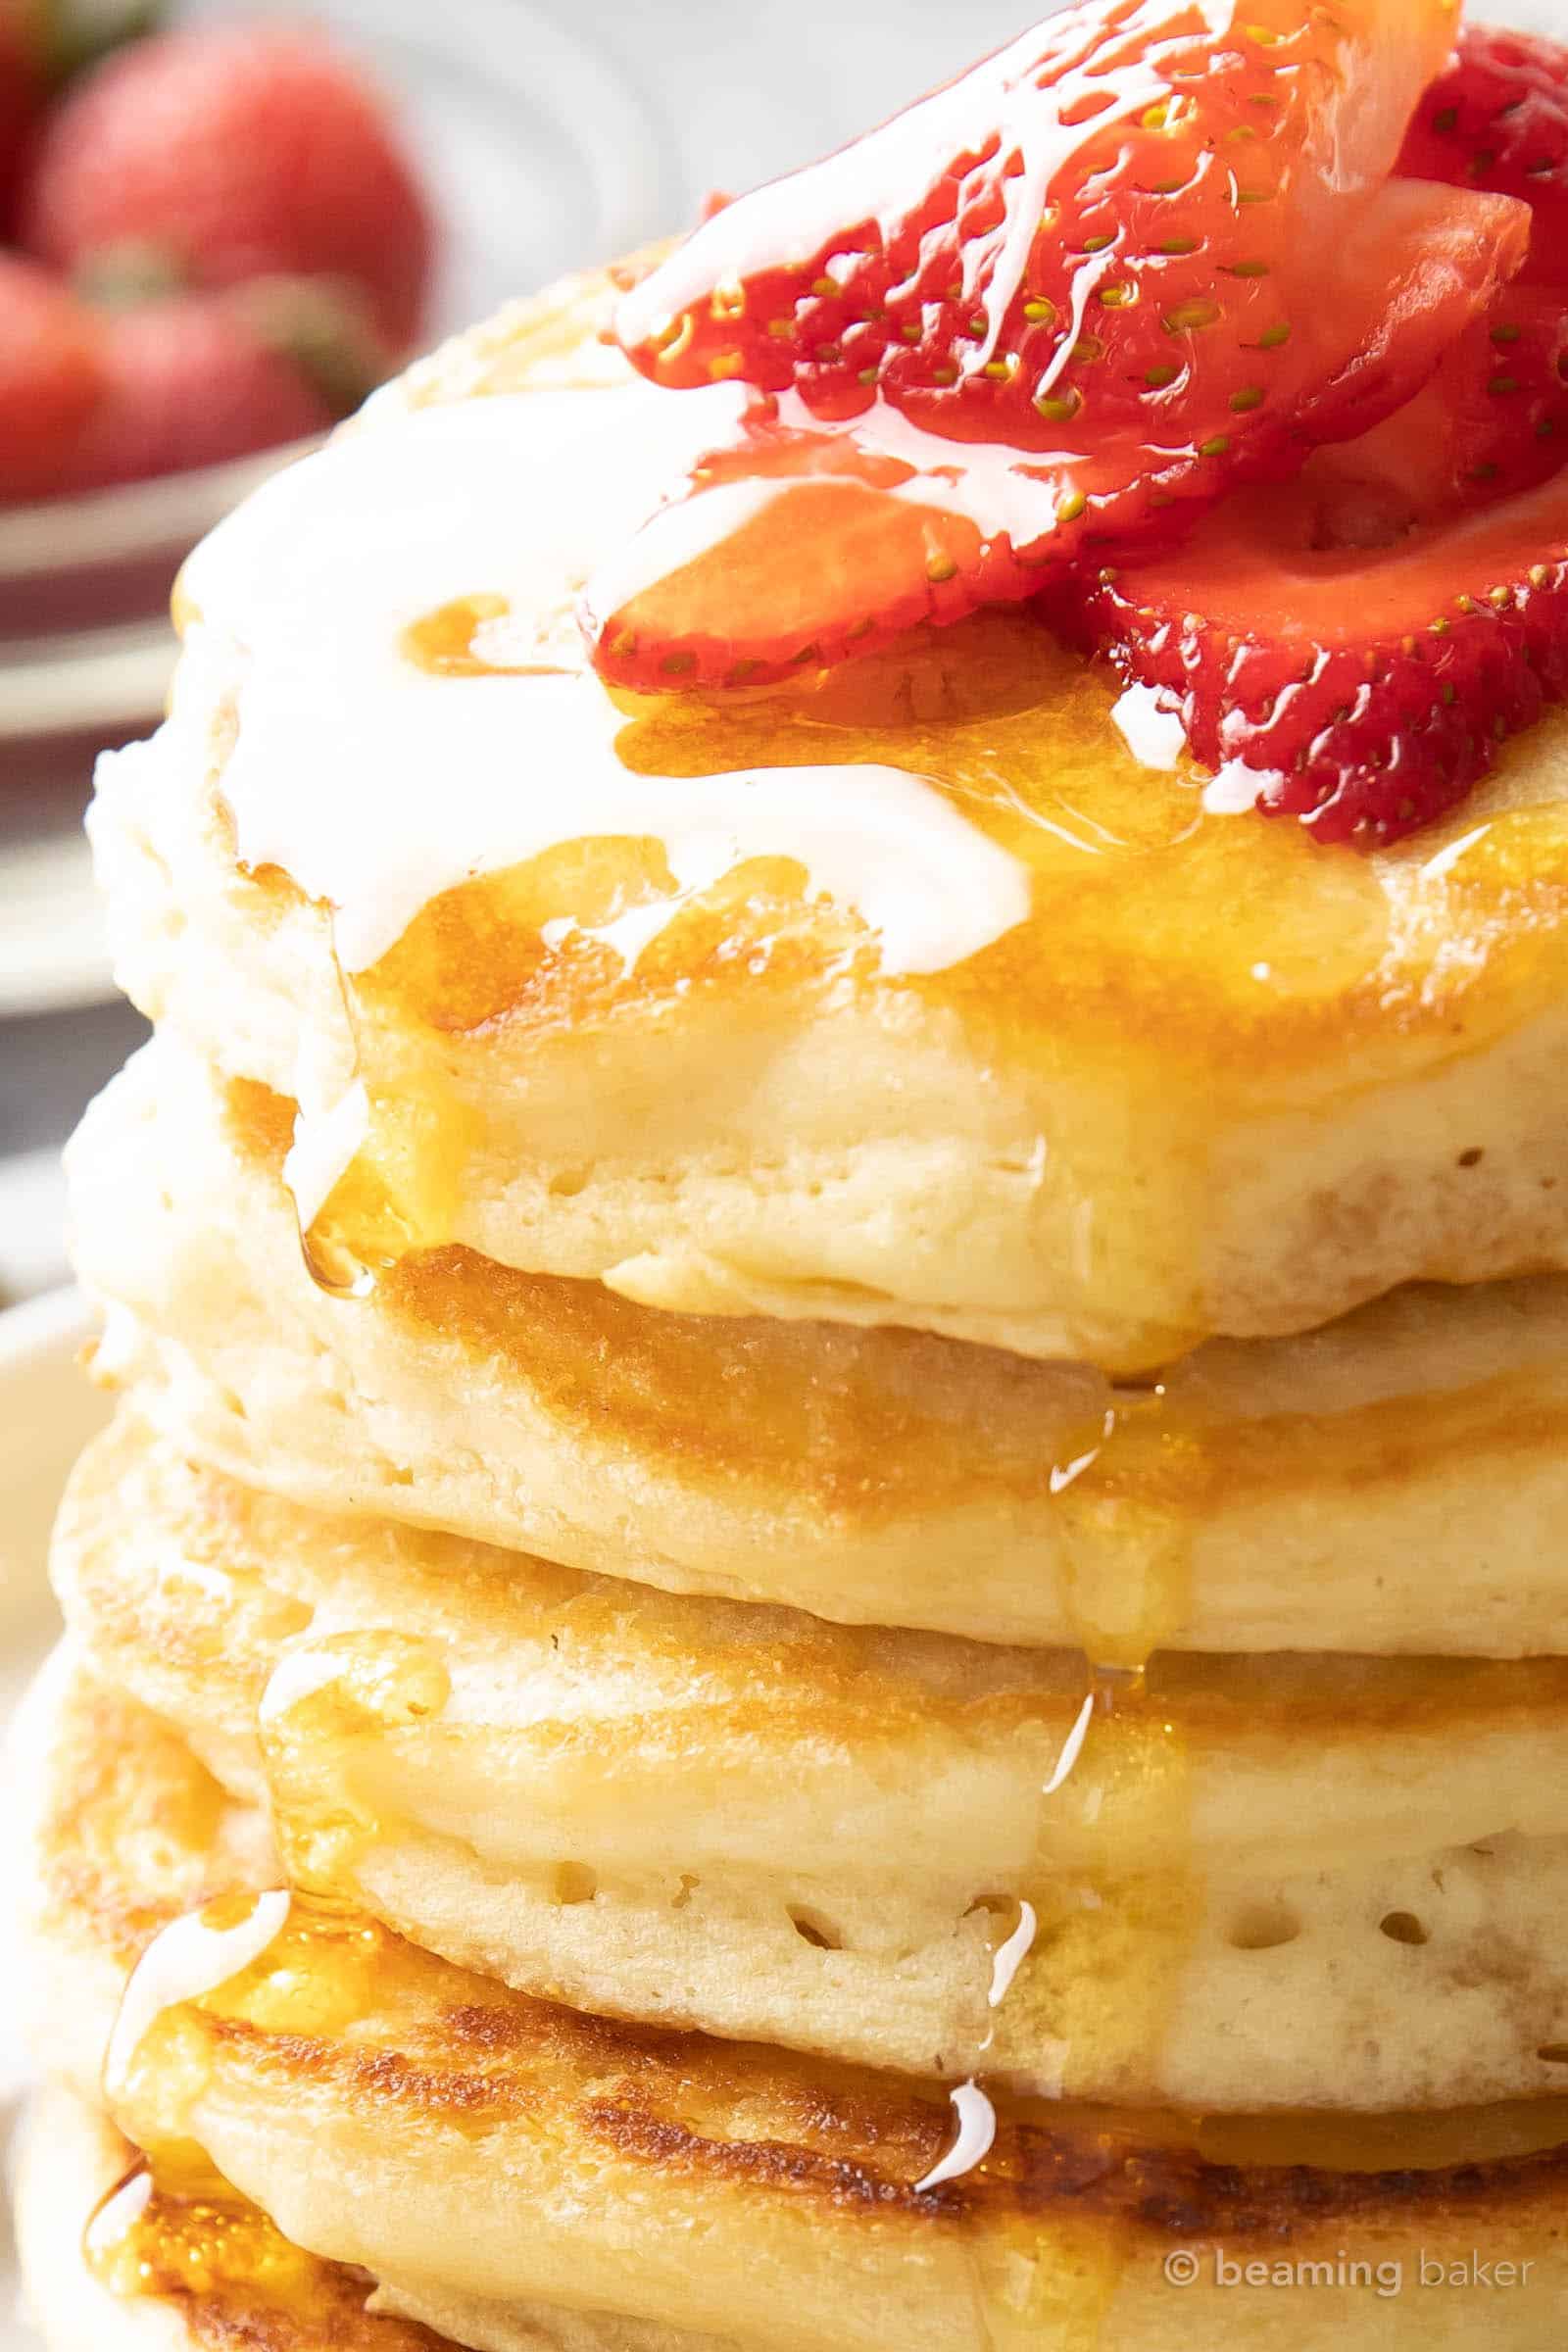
[16,2098,1568,2352]
[84,263,1568,1373]
[18,1664,1568,2352]
[70,1038,1568,1661]
[15,2089,468,2352]
[47,1414,1568,2110]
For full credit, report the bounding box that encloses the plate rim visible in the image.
[0,1287,94,1382]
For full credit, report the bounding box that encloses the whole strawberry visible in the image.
[0,0,45,232]
[21,21,435,351]
[0,250,105,501]
[66,286,374,490]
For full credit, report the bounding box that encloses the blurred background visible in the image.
[0,0,1031,1312]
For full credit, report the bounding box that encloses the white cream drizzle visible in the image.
[167,385,1029,980]
[1043,1690,1098,1797]
[1111,683,1188,773]
[916,2079,1000,2195]
[105,1889,291,2100]
[83,2166,155,2253]
[1202,760,1266,816]
[916,1693,1098,2192]
[988,1899,1040,2008]
[258,1643,358,1728]
[282,1078,369,1236]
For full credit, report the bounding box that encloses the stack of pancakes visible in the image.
[17,264,1568,2349]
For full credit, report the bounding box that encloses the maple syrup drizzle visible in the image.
[257,1631,454,1896]
[181,368,1401,1354]
[83,2153,319,2313]
[909,1384,1198,2345]
[91,1889,300,2310]
[100,1891,419,2196]
[287,920,484,1302]
[180,386,1032,989]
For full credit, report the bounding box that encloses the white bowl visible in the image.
[0,0,676,1010]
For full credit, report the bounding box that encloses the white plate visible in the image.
[0,1154,71,1312]
[0,843,113,1025]
[0,1291,107,2349]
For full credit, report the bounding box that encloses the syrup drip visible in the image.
[1049,1383,1195,1670]
[102,1887,414,2204]
[912,1390,1198,2352]
[105,1889,292,2106]
[83,2153,319,2313]
[257,1631,454,1896]
[289,925,481,1302]
[93,1888,299,2317]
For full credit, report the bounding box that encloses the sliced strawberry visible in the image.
[1308,283,1568,532]
[1372,25,1568,518]
[1056,471,1568,847]
[1038,24,1568,848]
[593,0,1531,695]
[587,432,1043,692]
[588,176,1528,693]
[1399,24,1568,287]
[620,0,1466,466]
[1425,282,1568,507]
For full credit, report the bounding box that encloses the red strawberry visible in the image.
[1399,24,1568,287]
[1312,283,1568,532]
[625,0,1476,449]
[591,175,1528,695]
[63,287,373,490]
[622,0,1463,451]
[1055,470,1568,847]
[591,0,1527,694]
[21,22,434,351]
[0,252,106,502]
[587,430,1048,690]
[1420,284,1568,508]
[0,0,45,233]
[1043,22,1568,850]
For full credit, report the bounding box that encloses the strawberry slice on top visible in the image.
[1306,280,1568,530]
[1379,22,1568,508]
[587,0,1521,693]
[1057,469,1568,847]
[1399,23,1568,287]
[1054,23,1568,849]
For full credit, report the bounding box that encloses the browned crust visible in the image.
[201,1999,1568,2247]
[178,2271,447,2352]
